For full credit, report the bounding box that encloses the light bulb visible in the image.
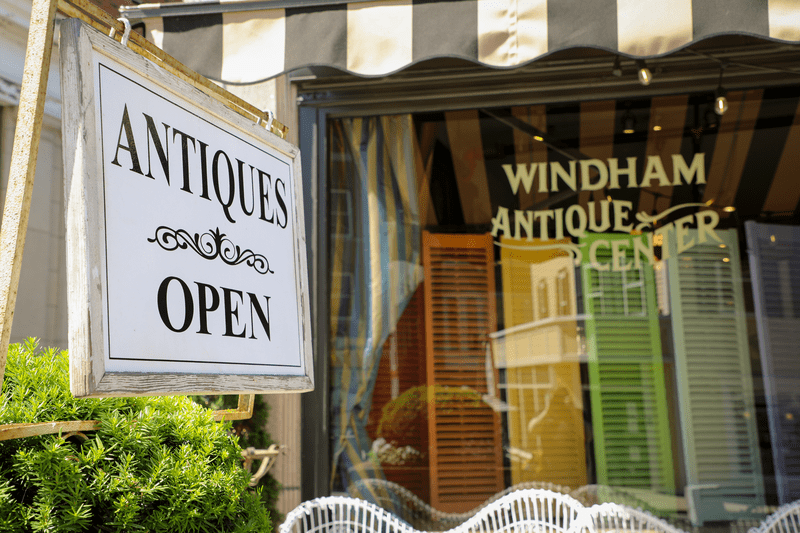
[714,64,728,116]
[715,94,728,115]
[621,107,636,134]
[636,60,652,86]
[623,116,635,134]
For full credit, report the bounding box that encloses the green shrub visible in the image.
[0,339,272,533]
[191,395,282,523]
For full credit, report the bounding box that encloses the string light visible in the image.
[622,108,636,134]
[714,64,729,116]
[636,60,652,86]
[715,91,729,115]
[651,113,662,132]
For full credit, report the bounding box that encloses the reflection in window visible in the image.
[327,87,800,529]
[494,241,588,490]
[581,233,674,499]
[667,229,765,523]
[557,268,572,316]
[536,279,550,319]
[746,222,800,504]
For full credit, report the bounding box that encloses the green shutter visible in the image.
[666,228,764,525]
[580,233,674,496]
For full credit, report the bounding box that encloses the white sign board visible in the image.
[59,19,313,397]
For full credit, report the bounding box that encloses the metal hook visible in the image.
[109,18,132,47]
[256,109,276,134]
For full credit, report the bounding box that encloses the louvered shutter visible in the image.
[497,236,587,488]
[366,285,430,502]
[580,233,674,495]
[744,221,800,504]
[423,232,504,512]
[666,228,764,525]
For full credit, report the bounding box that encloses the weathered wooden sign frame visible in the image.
[61,17,313,397]
[0,0,305,435]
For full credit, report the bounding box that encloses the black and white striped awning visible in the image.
[121,0,800,85]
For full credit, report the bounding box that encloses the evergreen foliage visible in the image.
[191,395,282,523]
[0,339,272,533]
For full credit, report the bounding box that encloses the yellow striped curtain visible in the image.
[328,115,423,492]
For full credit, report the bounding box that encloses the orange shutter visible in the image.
[423,232,504,512]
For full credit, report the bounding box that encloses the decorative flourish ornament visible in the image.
[494,240,586,265]
[148,226,274,274]
[634,203,709,231]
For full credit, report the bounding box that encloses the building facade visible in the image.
[20,0,800,527]
[0,0,68,349]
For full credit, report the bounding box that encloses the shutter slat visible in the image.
[581,233,675,498]
[423,232,503,513]
[745,221,800,504]
[668,228,764,525]
[496,236,588,489]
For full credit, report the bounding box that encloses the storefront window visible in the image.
[327,85,800,529]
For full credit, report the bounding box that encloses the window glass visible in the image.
[327,86,800,529]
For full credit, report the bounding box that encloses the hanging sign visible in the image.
[59,19,312,397]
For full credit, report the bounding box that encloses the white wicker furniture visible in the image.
[347,479,470,530]
[483,482,574,506]
[283,486,800,533]
[280,496,415,533]
[582,503,688,533]
[748,500,800,533]
[568,486,655,514]
[281,489,586,533]
[456,489,585,533]
[347,479,573,530]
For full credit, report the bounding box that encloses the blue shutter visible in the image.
[744,221,800,504]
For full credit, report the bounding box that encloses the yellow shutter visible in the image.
[497,236,587,488]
